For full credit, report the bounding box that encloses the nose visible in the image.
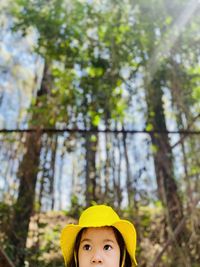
[91,251,103,264]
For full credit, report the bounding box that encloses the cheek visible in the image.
[78,249,82,262]
[114,247,121,267]
[116,250,121,266]
[78,249,87,267]
[108,248,120,267]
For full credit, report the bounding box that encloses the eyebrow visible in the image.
[80,238,91,243]
[80,238,115,243]
[103,239,115,243]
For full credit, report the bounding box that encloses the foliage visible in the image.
[9,0,138,129]
[0,202,12,242]
[1,0,200,266]
[64,195,84,219]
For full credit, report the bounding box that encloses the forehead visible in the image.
[81,226,117,240]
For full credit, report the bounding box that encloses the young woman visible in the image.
[60,205,137,267]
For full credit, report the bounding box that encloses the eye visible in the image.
[83,244,92,251]
[104,244,112,251]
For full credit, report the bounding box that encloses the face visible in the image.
[78,227,120,267]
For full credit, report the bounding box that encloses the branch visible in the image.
[151,217,186,267]
[171,113,200,149]
[151,199,199,267]
[0,247,15,267]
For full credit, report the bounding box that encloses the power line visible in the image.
[0,128,200,134]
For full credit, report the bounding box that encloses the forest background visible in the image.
[0,0,200,267]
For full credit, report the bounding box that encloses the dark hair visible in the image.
[112,227,132,267]
[68,227,132,267]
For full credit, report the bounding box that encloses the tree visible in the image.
[7,62,52,266]
[133,0,200,263]
[4,0,200,265]
[7,1,137,263]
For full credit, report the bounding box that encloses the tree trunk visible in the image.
[113,133,122,208]
[146,78,184,237]
[50,135,57,210]
[7,131,42,267]
[104,131,110,199]
[122,128,133,207]
[7,62,51,267]
[85,127,99,206]
[146,79,192,265]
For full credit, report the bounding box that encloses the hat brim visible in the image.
[112,220,137,266]
[60,220,137,267]
[61,224,82,265]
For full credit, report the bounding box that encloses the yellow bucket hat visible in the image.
[60,205,137,267]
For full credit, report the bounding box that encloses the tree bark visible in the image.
[146,78,184,237]
[7,131,42,267]
[113,133,122,208]
[104,131,110,199]
[7,62,51,267]
[146,78,191,264]
[85,126,99,206]
[122,128,133,207]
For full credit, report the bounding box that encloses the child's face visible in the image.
[78,227,120,267]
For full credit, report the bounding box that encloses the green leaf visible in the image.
[146,123,153,131]
[92,114,100,126]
